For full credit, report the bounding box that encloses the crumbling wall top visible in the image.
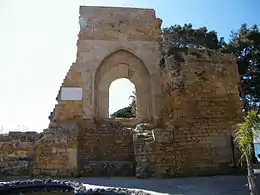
[78,6,162,41]
[165,48,236,64]
[0,131,41,141]
[79,6,156,16]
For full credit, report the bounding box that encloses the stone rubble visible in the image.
[133,123,156,178]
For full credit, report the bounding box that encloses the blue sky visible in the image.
[0,0,259,132]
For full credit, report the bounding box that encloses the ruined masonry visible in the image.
[0,6,243,177]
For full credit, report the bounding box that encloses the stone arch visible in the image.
[94,49,152,121]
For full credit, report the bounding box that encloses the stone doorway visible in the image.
[94,49,152,123]
[77,49,154,176]
[34,6,163,177]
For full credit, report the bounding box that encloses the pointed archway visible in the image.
[94,49,152,122]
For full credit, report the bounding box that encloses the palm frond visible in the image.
[233,109,260,162]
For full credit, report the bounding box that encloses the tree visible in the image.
[110,106,134,118]
[110,91,136,118]
[163,23,260,111]
[234,110,260,195]
[129,91,136,116]
[222,24,260,164]
[112,23,260,124]
[111,24,226,119]
[163,23,224,51]
[222,24,260,111]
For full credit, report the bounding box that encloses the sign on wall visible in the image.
[61,87,83,100]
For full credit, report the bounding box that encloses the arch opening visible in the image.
[94,49,152,122]
[109,78,137,119]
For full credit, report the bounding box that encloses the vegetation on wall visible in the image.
[110,23,260,194]
[111,23,260,117]
[164,23,260,111]
[163,23,225,50]
[163,23,260,195]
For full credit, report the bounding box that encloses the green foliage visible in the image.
[112,23,260,118]
[222,24,260,111]
[233,110,260,195]
[128,91,136,115]
[161,23,260,195]
[163,23,260,111]
[163,23,224,51]
[234,110,260,165]
[110,91,136,118]
[110,106,135,118]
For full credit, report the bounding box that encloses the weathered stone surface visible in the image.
[77,119,135,177]
[33,123,80,177]
[78,6,162,41]
[0,132,41,176]
[133,123,156,178]
[0,6,243,178]
[157,48,243,176]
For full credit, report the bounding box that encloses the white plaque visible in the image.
[61,87,82,100]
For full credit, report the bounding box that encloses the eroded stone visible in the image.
[0,6,243,178]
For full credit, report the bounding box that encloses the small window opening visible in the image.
[109,78,136,119]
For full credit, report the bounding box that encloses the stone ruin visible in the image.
[0,6,243,178]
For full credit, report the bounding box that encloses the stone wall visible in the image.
[33,123,79,177]
[32,119,136,177]
[0,49,243,178]
[78,6,162,41]
[157,48,243,176]
[133,123,156,178]
[77,119,135,176]
[49,63,84,124]
[0,132,41,176]
[75,6,162,120]
[0,7,244,178]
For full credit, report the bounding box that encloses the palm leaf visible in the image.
[233,109,260,165]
